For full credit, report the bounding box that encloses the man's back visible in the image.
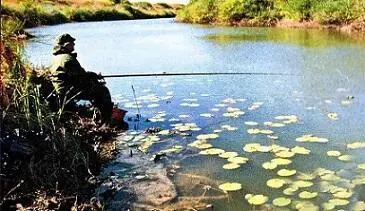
[51,53,85,77]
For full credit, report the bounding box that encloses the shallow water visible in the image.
[25,18,365,210]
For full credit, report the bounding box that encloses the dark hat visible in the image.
[56,33,76,45]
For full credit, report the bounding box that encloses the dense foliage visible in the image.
[177,0,365,25]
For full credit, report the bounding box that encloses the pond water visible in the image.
[25,18,365,210]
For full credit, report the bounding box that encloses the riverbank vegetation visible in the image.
[0,12,122,211]
[177,0,365,32]
[2,0,183,28]
[0,0,183,209]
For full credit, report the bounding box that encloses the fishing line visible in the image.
[131,85,141,130]
[103,72,300,78]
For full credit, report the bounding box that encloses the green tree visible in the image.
[177,0,217,23]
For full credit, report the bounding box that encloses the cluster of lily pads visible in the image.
[113,89,364,210]
[217,162,365,210]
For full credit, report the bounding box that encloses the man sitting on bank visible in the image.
[51,33,113,124]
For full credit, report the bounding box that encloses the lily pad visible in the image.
[298,191,318,199]
[322,202,335,210]
[158,130,170,135]
[257,146,272,153]
[347,142,365,149]
[188,140,206,147]
[196,133,219,140]
[268,135,279,140]
[246,194,268,206]
[275,151,295,158]
[223,163,240,169]
[243,143,261,152]
[178,114,190,118]
[222,98,237,104]
[227,156,249,164]
[327,112,338,120]
[147,103,160,108]
[262,162,278,170]
[199,148,225,155]
[297,173,316,181]
[292,180,313,188]
[283,187,298,195]
[328,198,349,206]
[296,134,329,143]
[320,173,341,181]
[247,128,261,135]
[358,163,365,170]
[291,146,310,155]
[352,177,365,186]
[195,143,213,149]
[267,178,286,188]
[338,155,352,162]
[245,121,259,126]
[271,158,292,165]
[135,175,147,180]
[327,150,341,157]
[353,201,365,211]
[271,123,286,128]
[215,103,227,107]
[261,129,274,135]
[341,100,352,105]
[332,191,352,199]
[200,113,214,118]
[226,107,240,112]
[275,115,298,124]
[277,169,297,177]
[272,145,290,153]
[221,124,238,131]
[295,201,319,211]
[218,182,242,192]
[219,152,238,159]
[273,197,291,207]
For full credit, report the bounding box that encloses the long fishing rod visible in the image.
[102,72,299,78]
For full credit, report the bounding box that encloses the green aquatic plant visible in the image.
[219,182,242,191]
[273,197,291,207]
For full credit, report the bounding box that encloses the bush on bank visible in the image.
[177,0,365,26]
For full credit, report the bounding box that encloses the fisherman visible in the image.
[50,33,113,124]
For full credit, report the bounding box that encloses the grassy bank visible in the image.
[1,0,183,28]
[0,1,183,209]
[176,0,365,32]
[0,13,122,210]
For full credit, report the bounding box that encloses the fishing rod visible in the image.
[102,72,300,78]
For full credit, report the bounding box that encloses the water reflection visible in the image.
[203,28,365,47]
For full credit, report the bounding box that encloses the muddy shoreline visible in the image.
[96,133,227,210]
[96,146,178,210]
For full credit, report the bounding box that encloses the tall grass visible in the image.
[0,17,107,209]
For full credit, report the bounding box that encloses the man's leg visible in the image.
[92,85,113,124]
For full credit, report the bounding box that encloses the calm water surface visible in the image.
[25,18,365,210]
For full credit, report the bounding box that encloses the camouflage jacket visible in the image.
[51,52,86,78]
[51,50,100,89]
